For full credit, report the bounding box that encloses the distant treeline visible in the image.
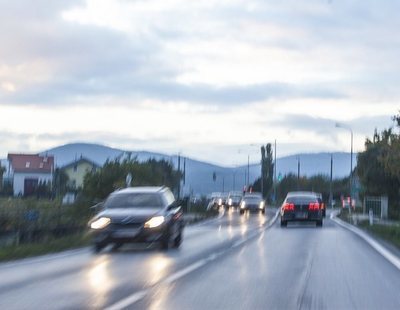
[82,157,182,201]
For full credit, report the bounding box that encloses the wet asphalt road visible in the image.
[1,209,400,310]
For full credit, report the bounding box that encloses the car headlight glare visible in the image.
[90,217,111,230]
[144,216,165,228]
[259,201,265,209]
[240,201,246,209]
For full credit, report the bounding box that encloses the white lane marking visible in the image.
[270,209,280,227]
[162,249,225,285]
[163,260,207,284]
[104,290,148,310]
[105,256,220,309]
[190,210,225,227]
[104,210,280,310]
[232,239,246,248]
[332,216,400,271]
[330,210,340,220]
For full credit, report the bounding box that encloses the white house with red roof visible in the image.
[7,153,54,196]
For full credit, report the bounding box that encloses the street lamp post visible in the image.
[274,139,277,203]
[247,154,250,189]
[232,170,236,191]
[237,149,250,192]
[335,123,354,213]
[297,156,300,190]
[329,154,333,209]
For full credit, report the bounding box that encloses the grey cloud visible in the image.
[1,78,346,106]
[0,0,349,107]
[1,11,347,106]
[0,129,175,154]
[336,115,396,136]
[0,0,399,108]
[270,114,394,138]
[0,131,32,141]
[44,132,174,146]
[0,0,84,19]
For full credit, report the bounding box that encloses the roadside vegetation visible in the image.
[338,209,400,251]
[249,143,351,206]
[0,233,91,262]
[0,157,213,262]
[0,197,93,261]
[356,111,400,220]
[333,111,400,252]
[359,222,400,250]
[274,174,350,206]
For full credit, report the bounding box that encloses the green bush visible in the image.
[0,198,92,245]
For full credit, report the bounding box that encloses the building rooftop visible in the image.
[7,153,54,173]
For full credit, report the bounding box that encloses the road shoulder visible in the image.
[331,213,400,271]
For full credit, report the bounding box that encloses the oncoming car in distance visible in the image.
[280,191,323,227]
[207,192,224,210]
[88,186,184,252]
[226,191,243,209]
[239,193,266,215]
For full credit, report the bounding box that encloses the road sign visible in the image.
[126,173,132,187]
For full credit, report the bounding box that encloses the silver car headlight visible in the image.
[144,216,165,228]
[240,201,246,209]
[90,217,111,230]
[259,201,265,209]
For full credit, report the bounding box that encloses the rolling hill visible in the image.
[35,143,356,195]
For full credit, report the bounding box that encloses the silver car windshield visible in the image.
[104,193,164,209]
[244,197,262,203]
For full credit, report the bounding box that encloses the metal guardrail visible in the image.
[363,196,388,219]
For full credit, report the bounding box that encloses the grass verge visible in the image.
[0,210,217,263]
[0,233,91,262]
[338,210,400,250]
[357,221,400,250]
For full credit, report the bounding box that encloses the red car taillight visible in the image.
[283,203,295,211]
[308,202,320,211]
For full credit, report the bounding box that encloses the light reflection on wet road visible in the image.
[0,208,270,309]
[1,209,400,310]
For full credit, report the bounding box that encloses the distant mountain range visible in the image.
[45,143,357,195]
[2,143,357,195]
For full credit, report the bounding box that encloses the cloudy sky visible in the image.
[0,0,399,166]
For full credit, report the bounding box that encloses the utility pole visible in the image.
[329,154,333,208]
[232,170,236,191]
[261,146,265,198]
[183,157,186,186]
[297,156,300,190]
[350,130,353,208]
[177,154,181,199]
[247,154,250,189]
[335,123,354,213]
[274,139,277,203]
[244,169,247,191]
